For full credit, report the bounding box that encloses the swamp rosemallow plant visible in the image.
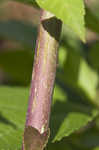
[0,0,99,150]
[22,0,86,149]
[22,10,62,150]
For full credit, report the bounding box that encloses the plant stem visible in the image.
[22,10,62,150]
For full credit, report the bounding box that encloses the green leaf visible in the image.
[36,0,85,42]
[52,111,96,142]
[0,85,98,149]
[50,85,99,142]
[0,86,29,150]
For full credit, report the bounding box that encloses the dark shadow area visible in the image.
[0,112,17,129]
[56,78,92,107]
[0,20,37,49]
[0,50,34,86]
[42,17,62,41]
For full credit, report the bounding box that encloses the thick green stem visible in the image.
[22,10,62,150]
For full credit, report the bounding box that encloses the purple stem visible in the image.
[22,10,62,150]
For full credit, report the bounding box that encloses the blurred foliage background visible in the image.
[0,0,99,150]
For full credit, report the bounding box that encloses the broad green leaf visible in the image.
[0,85,98,149]
[52,110,97,142]
[0,50,33,85]
[36,0,85,42]
[0,86,29,150]
[51,86,98,142]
